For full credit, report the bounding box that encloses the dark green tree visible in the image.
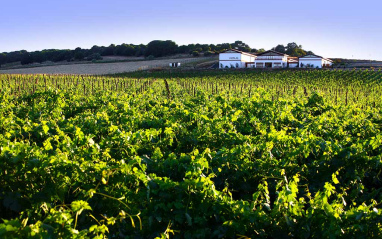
[114,44,129,56]
[20,53,33,65]
[274,44,286,53]
[178,45,190,54]
[74,47,84,60]
[192,51,200,57]
[145,40,178,57]
[124,45,136,56]
[257,48,265,53]
[102,44,116,56]
[0,53,6,67]
[31,51,46,63]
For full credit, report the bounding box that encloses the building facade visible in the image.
[287,57,299,68]
[219,50,332,69]
[219,49,256,69]
[298,54,333,68]
[254,50,289,68]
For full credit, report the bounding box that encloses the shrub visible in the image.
[86,53,103,61]
[203,51,213,57]
[146,55,155,60]
[192,51,200,57]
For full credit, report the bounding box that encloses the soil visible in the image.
[0,57,213,75]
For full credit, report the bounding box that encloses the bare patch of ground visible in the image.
[0,57,215,75]
[101,56,145,61]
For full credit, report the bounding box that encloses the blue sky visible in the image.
[1,0,381,60]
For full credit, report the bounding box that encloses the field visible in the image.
[0,57,214,75]
[1,69,382,238]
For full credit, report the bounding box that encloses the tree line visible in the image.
[0,40,313,67]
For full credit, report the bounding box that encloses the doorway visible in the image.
[265,63,272,68]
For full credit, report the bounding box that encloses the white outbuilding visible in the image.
[298,54,333,68]
[169,62,181,67]
[219,49,256,69]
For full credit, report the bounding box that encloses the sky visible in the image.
[1,0,381,60]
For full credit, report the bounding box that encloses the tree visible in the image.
[305,51,314,55]
[286,42,299,55]
[281,42,311,57]
[257,48,265,53]
[274,44,286,53]
[21,53,33,65]
[201,45,210,52]
[203,51,213,57]
[86,53,102,61]
[178,45,190,54]
[31,51,46,63]
[220,43,232,51]
[102,44,116,56]
[114,44,128,56]
[233,41,251,52]
[136,44,147,56]
[192,51,200,57]
[290,48,306,57]
[90,45,103,55]
[145,40,178,57]
[0,53,7,67]
[74,47,84,60]
[124,45,135,56]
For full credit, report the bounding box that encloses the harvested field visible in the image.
[0,57,214,75]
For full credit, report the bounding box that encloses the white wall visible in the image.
[299,59,323,68]
[219,61,245,69]
[241,54,255,62]
[255,60,286,68]
[220,53,241,68]
[219,52,255,68]
[255,55,288,68]
[219,53,242,61]
[256,56,283,60]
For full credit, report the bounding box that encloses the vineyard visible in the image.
[0,69,382,238]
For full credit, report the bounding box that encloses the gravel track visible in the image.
[0,57,210,75]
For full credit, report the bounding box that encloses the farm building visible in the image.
[219,50,332,69]
[169,62,181,67]
[299,54,333,68]
[287,57,299,68]
[219,49,256,69]
[254,50,289,68]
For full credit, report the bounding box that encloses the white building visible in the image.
[169,62,181,67]
[299,54,333,68]
[219,49,256,69]
[287,57,299,68]
[219,50,333,69]
[254,50,292,68]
